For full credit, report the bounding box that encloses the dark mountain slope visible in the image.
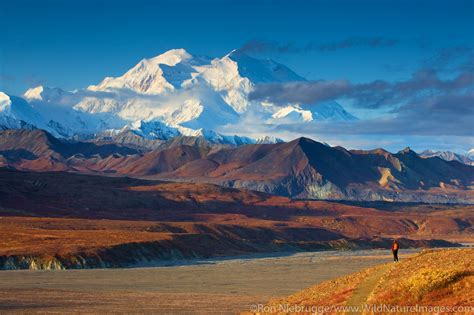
[1,129,473,203]
[163,137,474,203]
[0,129,139,160]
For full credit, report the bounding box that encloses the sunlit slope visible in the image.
[264,249,473,312]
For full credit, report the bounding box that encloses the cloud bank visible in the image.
[249,69,473,108]
[239,46,474,141]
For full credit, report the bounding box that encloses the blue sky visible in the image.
[0,0,473,152]
[1,0,472,93]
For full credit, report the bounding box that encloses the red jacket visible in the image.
[392,242,399,251]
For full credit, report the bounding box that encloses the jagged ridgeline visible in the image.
[1,129,473,203]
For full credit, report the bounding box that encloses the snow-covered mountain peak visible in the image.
[0,92,46,131]
[23,86,44,100]
[23,86,68,103]
[87,61,174,94]
[2,48,360,146]
[146,48,193,66]
[84,48,308,114]
[88,49,201,95]
[0,92,11,107]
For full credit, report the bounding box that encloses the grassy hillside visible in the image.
[263,249,473,313]
[368,249,473,306]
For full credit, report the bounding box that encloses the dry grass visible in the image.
[266,264,387,309]
[401,268,468,300]
[0,217,173,256]
[257,249,473,314]
[368,248,474,306]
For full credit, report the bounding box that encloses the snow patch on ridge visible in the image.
[272,105,313,122]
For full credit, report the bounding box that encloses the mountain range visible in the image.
[1,129,473,203]
[0,49,356,146]
[1,48,473,204]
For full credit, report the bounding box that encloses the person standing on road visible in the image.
[391,240,399,262]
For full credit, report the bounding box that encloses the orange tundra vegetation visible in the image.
[0,168,472,269]
[259,249,473,314]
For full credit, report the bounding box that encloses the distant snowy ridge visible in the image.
[468,148,474,160]
[271,101,357,123]
[419,149,474,166]
[124,120,256,145]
